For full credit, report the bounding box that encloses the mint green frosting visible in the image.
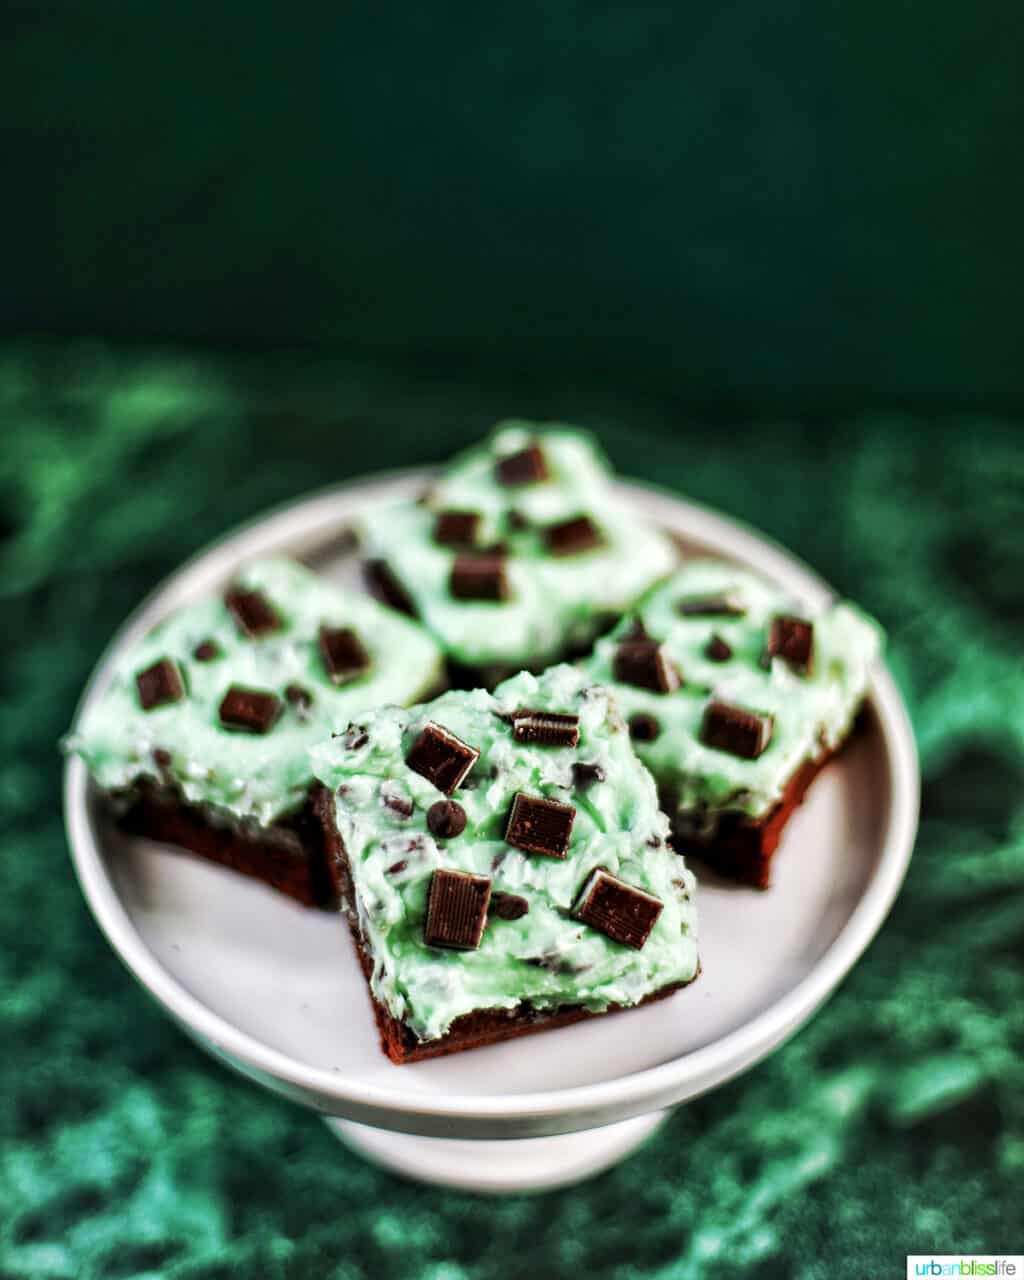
[66,558,443,827]
[585,560,884,826]
[358,423,678,669]
[309,664,699,1044]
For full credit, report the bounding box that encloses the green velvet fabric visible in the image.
[2,343,1021,1278]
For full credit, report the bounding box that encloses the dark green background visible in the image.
[2,5,1023,1278]
[5,1,1024,412]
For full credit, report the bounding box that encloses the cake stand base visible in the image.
[324,1110,666,1193]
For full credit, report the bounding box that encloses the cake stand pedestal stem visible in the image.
[323,1110,666,1193]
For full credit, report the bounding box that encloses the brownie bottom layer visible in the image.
[668,724,864,888]
[312,785,694,1064]
[119,784,335,908]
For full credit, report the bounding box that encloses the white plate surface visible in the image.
[64,472,918,1139]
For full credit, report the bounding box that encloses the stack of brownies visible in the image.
[67,424,881,1062]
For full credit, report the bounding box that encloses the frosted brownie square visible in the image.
[584,560,883,887]
[65,557,443,906]
[309,664,698,1062]
[360,422,677,684]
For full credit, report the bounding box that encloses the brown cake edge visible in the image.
[311,784,695,1064]
[668,712,868,889]
[118,783,336,909]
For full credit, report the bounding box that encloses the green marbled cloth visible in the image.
[1,343,1021,1280]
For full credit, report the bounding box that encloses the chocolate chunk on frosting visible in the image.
[700,699,773,759]
[613,637,679,694]
[765,615,814,675]
[433,510,480,546]
[450,552,509,602]
[136,658,185,711]
[426,799,467,839]
[406,722,480,794]
[544,514,604,556]
[676,591,746,617]
[505,792,575,859]
[511,709,580,747]
[218,685,282,734]
[494,443,549,487]
[224,586,281,638]
[572,868,663,950]
[319,624,371,684]
[424,869,492,950]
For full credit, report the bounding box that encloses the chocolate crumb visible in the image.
[285,684,314,717]
[193,639,220,662]
[704,634,733,662]
[152,747,172,768]
[571,762,606,790]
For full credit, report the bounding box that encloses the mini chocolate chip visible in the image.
[490,891,530,920]
[382,785,414,819]
[705,634,733,662]
[152,748,172,768]
[628,712,661,741]
[193,640,220,662]
[426,799,468,839]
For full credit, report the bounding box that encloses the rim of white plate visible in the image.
[63,469,919,1131]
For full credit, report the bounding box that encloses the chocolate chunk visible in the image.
[218,685,282,734]
[628,712,661,741]
[426,799,467,839]
[505,793,575,859]
[544,515,604,556]
[700,699,773,759]
[490,891,530,921]
[705,634,733,662]
[192,639,220,662]
[224,586,281,638]
[319,624,371,684]
[136,658,185,711]
[765,615,814,675]
[381,783,414,819]
[285,683,314,716]
[364,560,416,617]
[676,591,746,618]
[433,510,480,546]
[495,443,549,487]
[613,638,679,694]
[572,869,663,950]
[406,722,480,794]
[424,869,492,950]
[511,709,580,747]
[450,552,509,602]
[571,762,606,790]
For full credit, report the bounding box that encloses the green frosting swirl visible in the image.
[309,664,699,1044]
[585,560,884,824]
[359,423,678,669]
[66,558,443,827]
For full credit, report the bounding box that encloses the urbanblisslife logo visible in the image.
[907,1259,1022,1278]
